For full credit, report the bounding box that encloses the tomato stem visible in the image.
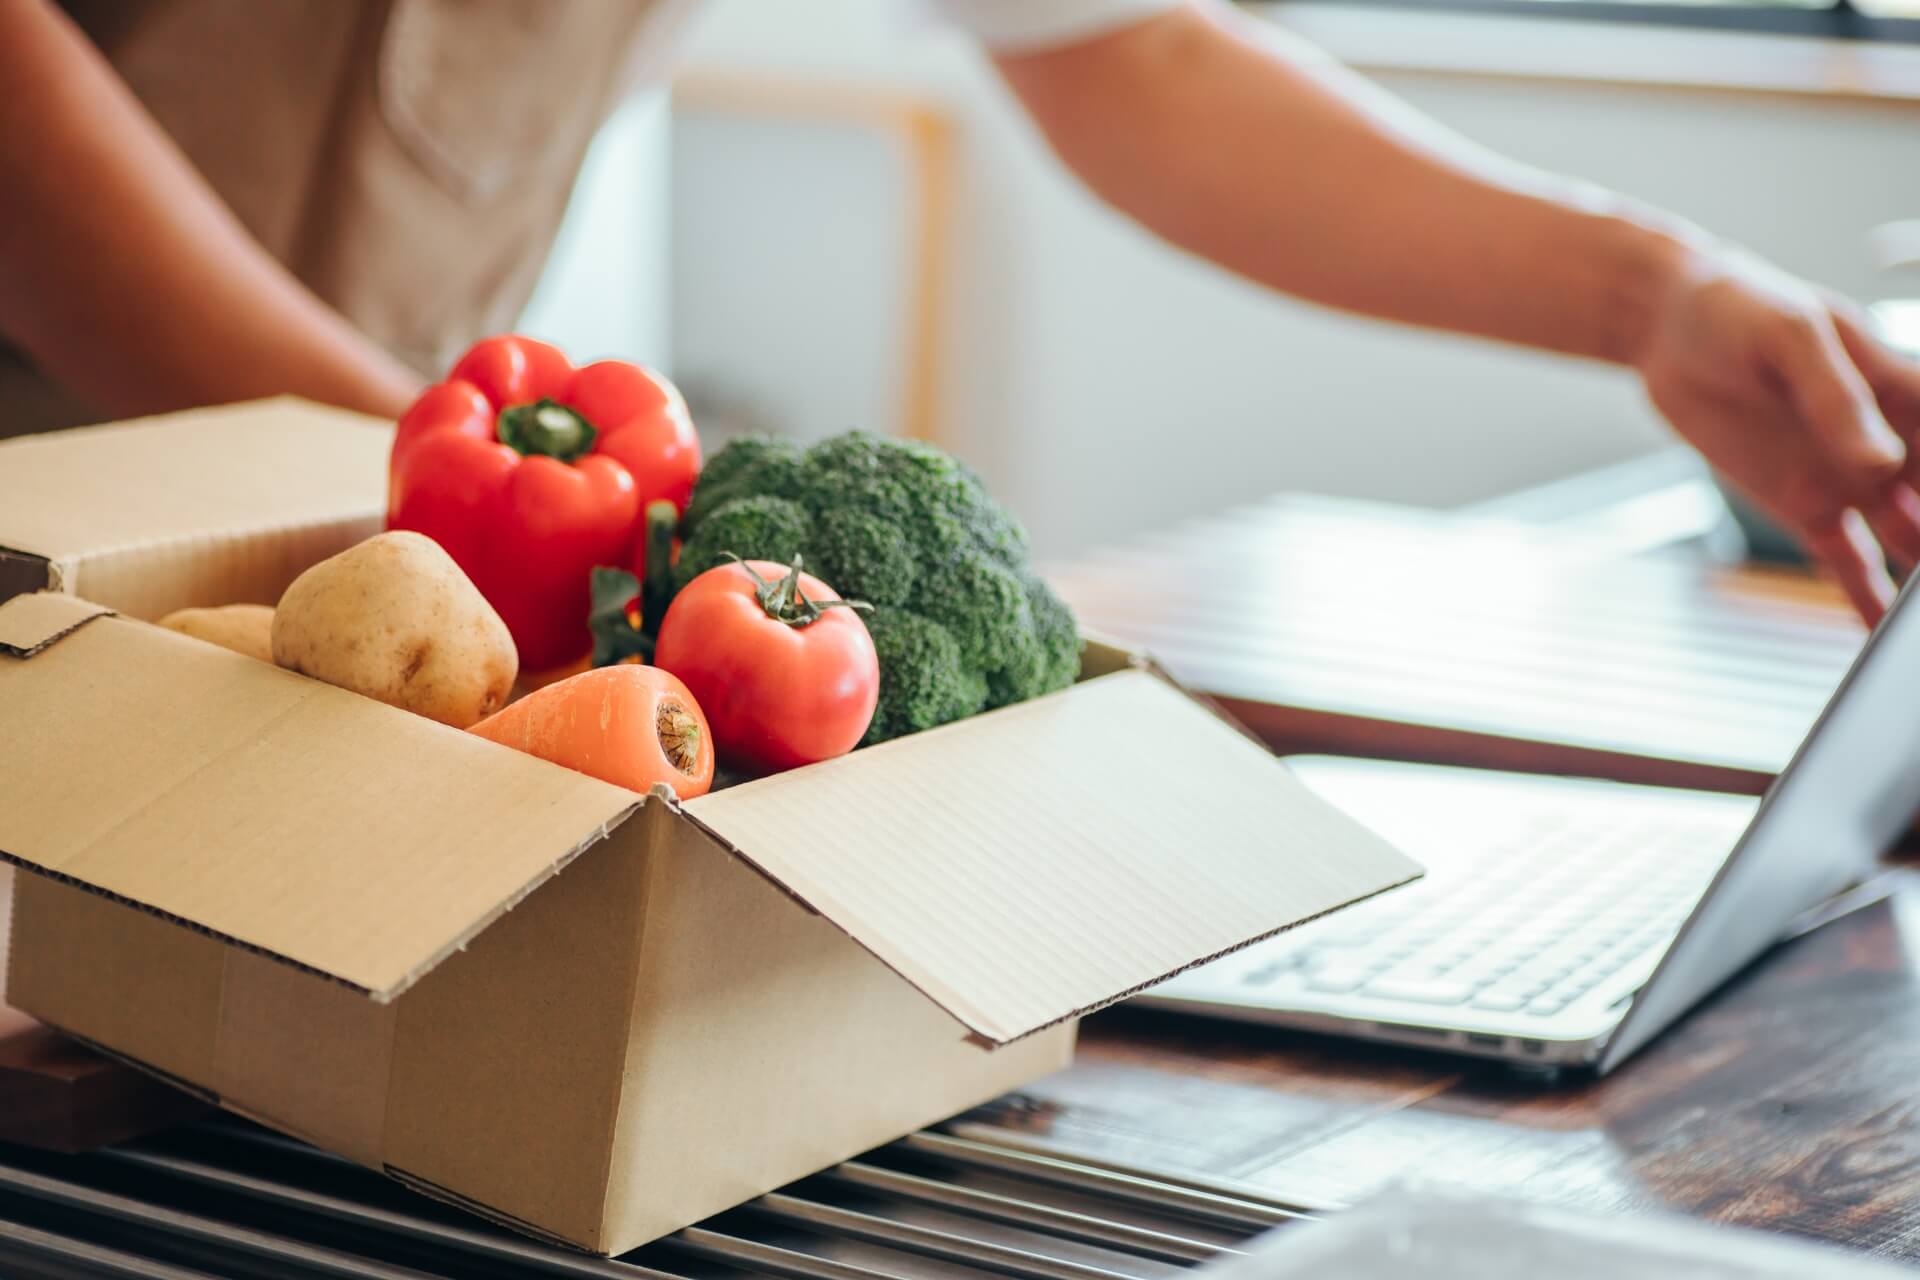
[498,398,598,462]
[727,554,872,629]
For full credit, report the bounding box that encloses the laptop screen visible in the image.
[1601,571,1920,1071]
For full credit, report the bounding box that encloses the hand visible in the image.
[1636,245,1920,623]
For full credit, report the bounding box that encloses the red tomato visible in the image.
[654,560,879,774]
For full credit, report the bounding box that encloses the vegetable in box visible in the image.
[670,432,1081,745]
[388,335,701,672]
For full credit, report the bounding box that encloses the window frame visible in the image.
[1309,0,1920,43]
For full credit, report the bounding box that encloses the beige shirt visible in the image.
[6,0,1178,437]
[6,0,693,435]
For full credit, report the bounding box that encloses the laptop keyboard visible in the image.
[1238,813,1728,1020]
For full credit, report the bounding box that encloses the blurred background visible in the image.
[518,0,1920,559]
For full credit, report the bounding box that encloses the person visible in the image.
[3,0,1917,621]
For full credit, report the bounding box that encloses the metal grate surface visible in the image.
[0,1107,1329,1280]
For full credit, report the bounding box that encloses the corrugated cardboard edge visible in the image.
[675,649,1425,1050]
[0,801,649,1006]
[387,1167,602,1254]
[0,593,113,656]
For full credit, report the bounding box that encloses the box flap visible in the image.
[0,593,112,656]
[684,668,1423,1045]
[0,603,641,1001]
[0,397,390,614]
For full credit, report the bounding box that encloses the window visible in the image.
[1323,0,1920,40]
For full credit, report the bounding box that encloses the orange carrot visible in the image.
[468,665,714,799]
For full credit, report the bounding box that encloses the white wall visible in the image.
[670,108,921,445]
[665,1,1920,556]
[519,92,675,370]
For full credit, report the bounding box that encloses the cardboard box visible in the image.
[0,397,391,618]
[0,402,1423,1254]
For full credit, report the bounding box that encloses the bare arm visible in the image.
[0,0,422,421]
[995,2,1920,620]
[998,3,1681,362]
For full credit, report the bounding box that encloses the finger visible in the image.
[1830,304,1920,481]
[1829,299,1920,399]
[1804,509,1895,626]
[1771,310,1907,491]
[1863,482,1920,572]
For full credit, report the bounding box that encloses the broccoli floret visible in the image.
[673,430,1078,744]
[984,573,1082,708]
[798,433,918,527]
[918,554,1033,672]
[683,436,805,529]
[798,432,1029,567]
[811,508,917,608]
[674,495,812,588]
[862,608,987,745]
[965,502,1032,569]
[894,441,1028,565]
[1028,575,1083,689]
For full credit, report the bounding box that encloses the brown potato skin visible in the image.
[157,604,276,663]
[272,531,517,728]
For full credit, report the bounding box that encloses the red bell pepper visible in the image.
[387,335,702,671]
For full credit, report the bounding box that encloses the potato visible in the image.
[157,603,276,663]
[272,531,516,728]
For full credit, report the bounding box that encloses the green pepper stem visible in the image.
[498,399,598,462]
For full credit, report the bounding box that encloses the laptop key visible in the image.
[1241,961,1294,986]
[1363,977,1474,1006]
[1470,991,1528,1012]
[1304,967,1371,994]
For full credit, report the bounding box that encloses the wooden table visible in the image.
[1046,494,1862,794]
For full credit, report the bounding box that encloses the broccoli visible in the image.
[674,494,812,588]
[812,507,917,608]
[918,554,1032,672]
[986,572,1082,709]
[682,435,805,529]
[674,430,1081,744]
[862,608,988,745]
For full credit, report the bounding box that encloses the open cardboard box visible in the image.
[0,400,1422,1253]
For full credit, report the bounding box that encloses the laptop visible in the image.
[1139,571,1920,1076]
